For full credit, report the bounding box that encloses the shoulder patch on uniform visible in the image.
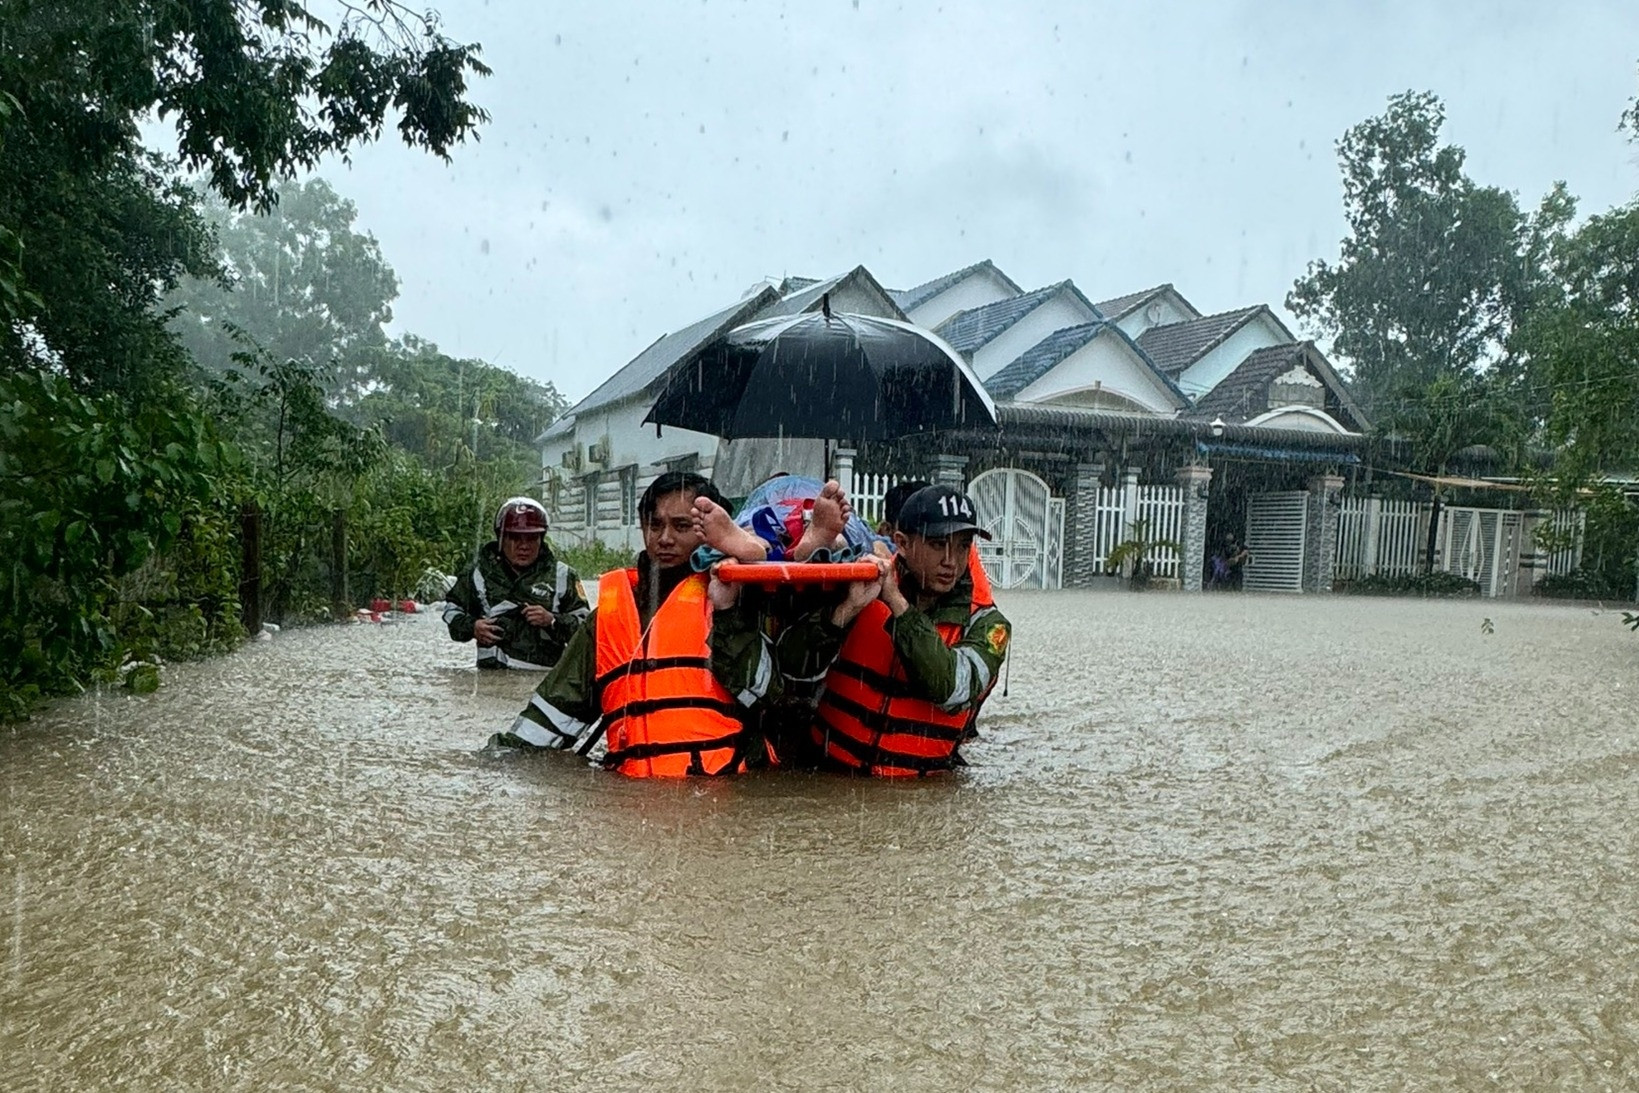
[985,622,1010,656]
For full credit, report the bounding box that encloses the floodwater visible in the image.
[2,592,1636,1091]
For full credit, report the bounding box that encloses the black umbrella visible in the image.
[643,299,999,441]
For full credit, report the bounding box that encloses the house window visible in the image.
[620,466,639,526]
[582,473,599,528]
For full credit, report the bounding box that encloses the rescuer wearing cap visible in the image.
[443,496,590,670]
[775,484,1011,776]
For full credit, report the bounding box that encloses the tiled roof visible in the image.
[1094,284,1170,320]
[1186,343,1306,422]
[1135,305,1267,375]
[566,286,781,416]
[983,321,1188,405]
[935,280,1104,355]
[890,258,1022,313]
[984,323,1104,398]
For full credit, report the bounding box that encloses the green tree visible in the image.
[0,0,489,392]
[1288,91,1558,416]
[169,179,400,397]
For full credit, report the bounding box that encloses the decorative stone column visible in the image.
[1303,473,1346,593]
[1175,463,1213,592]
[1063,461,1105,587]
[932,453,969,491]
[832,446,856,500]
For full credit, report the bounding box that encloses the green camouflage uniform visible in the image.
[773,564,1010,763]
[498,557,774,753]
[443,540,590,670]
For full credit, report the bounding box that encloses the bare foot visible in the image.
[693,496,768,562]
[793,479,848,561]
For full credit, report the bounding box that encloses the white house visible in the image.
[536,254,1373,590]
[537,265,904,550]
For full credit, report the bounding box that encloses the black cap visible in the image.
[895,485,992,540]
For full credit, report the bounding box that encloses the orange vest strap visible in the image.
[603,732,746,768]
[596,654,713,690]
[821,688,967,744]
[603,694,743,726]
[817,723,967,773]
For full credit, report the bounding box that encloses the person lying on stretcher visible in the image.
[688,474,886,571]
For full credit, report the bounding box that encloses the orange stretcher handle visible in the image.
[714,560,881,584]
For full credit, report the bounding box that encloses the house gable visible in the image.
[1175,310,1294,397]
[937,281,1105,381]
[760,265,907,321]
[986,322,1185,414]
[892,259,1023,329]
[1094,284,1202,339]
[1189,341,1370,433]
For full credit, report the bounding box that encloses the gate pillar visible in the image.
[932,453,969,490]
[1175,464,1213,592]
[1303,474,1346,593]
[1064,462,1105,588]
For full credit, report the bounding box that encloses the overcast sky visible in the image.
[322,0,1639,402]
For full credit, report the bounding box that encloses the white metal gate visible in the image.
[1244,492,1308,593]
[969,468,1064,589]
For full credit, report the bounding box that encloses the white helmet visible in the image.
[494,496,549,537]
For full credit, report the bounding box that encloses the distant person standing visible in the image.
[443,497,589,669]
[1210,531,1252,591]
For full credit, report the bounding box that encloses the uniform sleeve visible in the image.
[547,562,592,647]
[707,597,776,708]
[772,609,848,691]
[506,610,601,749]
[887,604,1010,712]
[442,562,481,643]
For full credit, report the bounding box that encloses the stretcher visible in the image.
[713,559,881,587]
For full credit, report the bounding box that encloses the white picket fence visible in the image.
[1336,497,1584,595]
[1090,481,1184,578]
[1336,498,1427,581]
[850,472,899,529]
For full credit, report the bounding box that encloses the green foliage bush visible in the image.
[1337,571,1483,597]
[559,540,633,581]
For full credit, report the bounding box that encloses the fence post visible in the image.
[833,447,856,503]
[239,501,262,638]
[1362,497,1382,577]
[1118,468,1141,579]
[331,508,350,619]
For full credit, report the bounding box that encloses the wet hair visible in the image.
[882,479,933,528]
[639,470,725,523]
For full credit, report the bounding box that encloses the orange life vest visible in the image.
[967,542,994,603]
[811,571,997,777]
[595,568,747,778]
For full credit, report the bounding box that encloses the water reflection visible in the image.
[2,595,1636,1088]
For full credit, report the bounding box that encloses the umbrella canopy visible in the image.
[643,308,999,441]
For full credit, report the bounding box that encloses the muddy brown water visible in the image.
[2,591,1637,1090]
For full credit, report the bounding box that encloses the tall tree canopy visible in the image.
[0,0,488,393]
[170,177,400,396]
[1287,91,1552,416]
